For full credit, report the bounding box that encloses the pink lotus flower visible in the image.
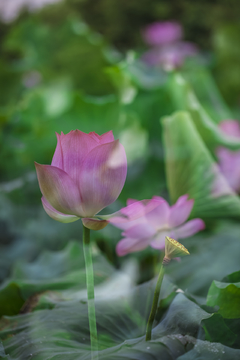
[142,21,198,71]
[35,130,127,230]
[216,120,240,193]
[110,195,205,256]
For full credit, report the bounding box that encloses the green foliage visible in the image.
[162,111,240,219]
[207,281,240,319]
[167,73,240,153]
[1,2,240,358]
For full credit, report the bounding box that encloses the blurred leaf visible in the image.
[119,118,149,163]
[222,271,240,283]
[207,280,240,319]
[0,342,6,358]
[162,111,240,219]
[181,62,232,122]
[0,241,114,316]
[0,283,24,317]
[202,314,237,347]
[177,339,240,360]
[168,73,240,153]
[4,17,114,96]
[213,24,240,106]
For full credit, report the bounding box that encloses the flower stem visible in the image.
[83,225,98,359]
[145,263,165,341]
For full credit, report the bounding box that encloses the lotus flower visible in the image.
[142,21,198,71]
[216,120,240,193]
[110,195,205,256]
[35,130,127,230]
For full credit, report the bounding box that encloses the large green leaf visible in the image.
[181,63,232,122]
[0,291,206,359]
[207,280,240,319]
[0,241,113,316]
[168,73,240,153]
[162,110,240,218]
[201,314,237,347]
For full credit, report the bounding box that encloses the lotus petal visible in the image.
[172,219,205,239]
[59,130,99,184]
[150,231,169,249]
[116,237,151,256]
[168,195,194,228]
[146,197,170,230]
[79,140,127,216]
[35,163,84,216]
[42,197,80,223]
[122,223,155,239]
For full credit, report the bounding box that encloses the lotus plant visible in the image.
[110,195,205,256]
[35,129,128,359]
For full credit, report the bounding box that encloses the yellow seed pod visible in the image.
[164,236,190,263]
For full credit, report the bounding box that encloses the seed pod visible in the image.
[163,236,190,264]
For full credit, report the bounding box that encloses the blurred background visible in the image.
[0,0,240,289]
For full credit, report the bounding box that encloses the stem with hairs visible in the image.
[83,225,98,359]
[145,262,165,341]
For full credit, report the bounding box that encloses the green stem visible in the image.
[145,263,165,341]
[83,225,98,359]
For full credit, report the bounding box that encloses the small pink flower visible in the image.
[110,195,205,256]
[142,21,198,70]
[216,120,240,193]
[143,21,182,46]
[35,130,127,230]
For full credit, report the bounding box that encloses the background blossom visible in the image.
[110,195,205,256]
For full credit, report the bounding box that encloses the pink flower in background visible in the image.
[142,21,198,71]
[35,130,127,230]
[143,21,182,46]
[111,195,205,256]
[216,120,240,193]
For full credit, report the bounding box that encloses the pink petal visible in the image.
[219,120,240,138]
[79,140,127,216]
[58,130,99,184]
[41,197,80,223]
[88,130,115,144]
[172,219,205,239]
[216,147,240,192]
[109,198,161,230]
[122,223,156,239]
[146,198,170,230]
[120,200,146,219]
[51,132,63,169]
[168,195,194,228]
[126,198,138,206]
[150,231,169,249]
[116,237,151,256]
[35,163,84,216]
[82,218,109,231]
